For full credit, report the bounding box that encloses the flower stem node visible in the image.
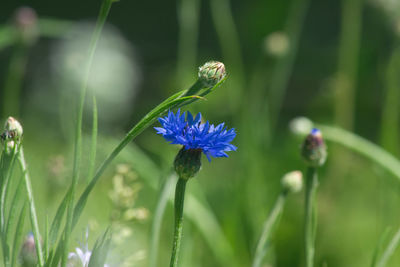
[198,61,226,87]
[301,128,327,167]
[174,148,202,180]
[281,170,303,194]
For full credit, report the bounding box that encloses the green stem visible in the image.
[376,227,400,267]
[149,172,176,267]
[176,0,200,88]
[334,0,363,130]
[61,0,113,266]
[169,178,187,267]
[304,167,318,267]
[252,192,287,267]
[380,45,400,156]
[18,147,44,267]
[267,0,311,136]
[2,42,28,118]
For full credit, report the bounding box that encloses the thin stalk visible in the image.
[86,94,98,184]
[2,43,28,118]
[304,167,318,267]
[376,227,400,267]
[18,147,44,267]
[380,46,400,157]
[169,178,187,267]
[149,172,176,267]
[61,0,113,265]
[267,0,311,136]
[176,0,200,88]
[252,192,287,267]
[334,0,363,130]
[210,0,245,109]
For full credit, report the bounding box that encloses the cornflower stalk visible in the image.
[252,171,303,267]
[300,129,327,267]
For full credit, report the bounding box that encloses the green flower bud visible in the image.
[301,128,327,167]
[4,117,23,141]
[281,170,303,194]
[198,61,226,87]
[174,148,202,180]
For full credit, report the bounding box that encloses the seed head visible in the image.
[198,61,226,87]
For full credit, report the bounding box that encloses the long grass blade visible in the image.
[11,203,27,267]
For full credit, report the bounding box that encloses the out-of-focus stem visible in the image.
[149,172,176,267]
[18,148,44,267]
[176,0,200,88]
[252,192,287,267]
[334,0,363,130]
[2,43,28,118]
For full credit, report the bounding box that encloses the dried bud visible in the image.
[198,61,226,87]
[281,171,303,193]
[301,128,327,167]
[174,148,202,180]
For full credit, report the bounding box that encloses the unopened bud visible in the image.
[289,117,313,136]
[4,117,23,141]
[198,61,226,87]
[264,31,290,57]
[20,233,37,267]
[14,7,38,44]
[174,148,202,180]
[301,128,327,167]
[281,171,303,193]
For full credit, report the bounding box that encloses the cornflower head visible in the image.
[301,128,327,167]
[155,109,237,179]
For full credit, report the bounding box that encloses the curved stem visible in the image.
[252,192,287,267]
[304,167,318,267]
[61,0,113,265]
[18,147,44,267]
[376,227,400,267]
[170,178,187,267]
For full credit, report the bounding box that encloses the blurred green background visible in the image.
[1,0,400,266]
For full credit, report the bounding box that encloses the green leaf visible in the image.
[11,203,26,267]
[88,229,112,267]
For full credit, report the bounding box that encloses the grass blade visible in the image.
[11,203,27,267]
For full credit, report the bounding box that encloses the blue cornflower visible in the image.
[155,109,237,161]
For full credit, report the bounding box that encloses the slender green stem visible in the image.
[376,227,400,267]
[169,178,187,267]
[304,167,318,267]
[267,0,311,136]
[252,192,287,267]
[380,45,400,156]
[149,172,176,267]
[176,0,200,88]
[18,147,44,267]
[334,0,363,130]
[2,43,28,118]
[61,0,113,265]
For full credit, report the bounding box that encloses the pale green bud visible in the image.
[281,171,303,193]
[198,61,226,87]
[4,117,23,141]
